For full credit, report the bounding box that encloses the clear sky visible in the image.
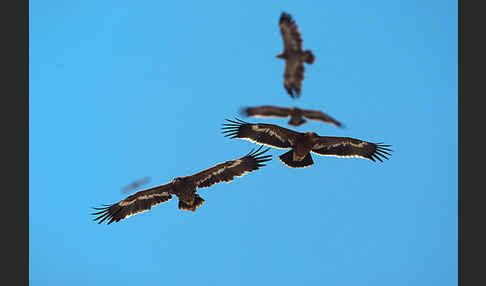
[30,1,457,285]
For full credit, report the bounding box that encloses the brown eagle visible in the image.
[222,118,391,168]
[277,12,315,98]
[240,105,342,127]
[92,147,271,224]
[121,176,151,194]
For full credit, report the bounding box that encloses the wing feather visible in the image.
[311,137,392,162]
[222,118,299,149]
[92,184,173,224]
[240,106,291,119]
[279,12,302,52]
[191,146,272,189]
[301,109,343,127]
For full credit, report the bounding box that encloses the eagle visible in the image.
[276,12,315,99]
[121,176,151,194]
[222,118,392,168]
[240,105,342,127]
[92,147,271,224]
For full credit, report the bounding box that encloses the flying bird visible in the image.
[240,105,343,127]
[121,177,151,194]
[276,12,315,99]
[222,118,391,168]
[92,147,271,224]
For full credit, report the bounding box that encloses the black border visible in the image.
[4,0,29,284]
[460,1,485,285]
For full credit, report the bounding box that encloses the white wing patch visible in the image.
[240,137,290,150]
[119,191,172,206]
[250,124,294,146]
[310,152,371,160]
[313,141,368,150]
[196,159,248,187]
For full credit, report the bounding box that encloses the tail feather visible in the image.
[303,50,315,64]
[178,194,205,212]
[278,150,314,168]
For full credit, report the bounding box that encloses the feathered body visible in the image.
[277,12,315,98]
[222,118,392,168]
[92,147,271,224]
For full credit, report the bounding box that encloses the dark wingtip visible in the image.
[279,12,293,24]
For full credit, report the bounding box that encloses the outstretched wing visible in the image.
[302,109,343,127]
[279,12,302,52]
[222,118,300,149]
[311,137,392,162]
[190,146,272,189]
[92,184,173,225]
[240,106,291,119]
[284,57,305,98]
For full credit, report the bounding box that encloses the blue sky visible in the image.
[30,1,457,285]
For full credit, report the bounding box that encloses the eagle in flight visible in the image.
[121,176,151,194]
[222,118,391,168]
[240,105,342,127]
[277,12,315,99]
[92,147,271,224]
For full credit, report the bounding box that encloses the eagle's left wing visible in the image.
[311,136,392,162]
[92,183,173,225]
[284,57,305,98]
[190,146,271,189]
[302,109,343,127]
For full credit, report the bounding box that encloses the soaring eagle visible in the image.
[92,147,271,224]
[240,105,342,127]
[121,176,151,194]
[277,12,315,98]
[222,118,391,168]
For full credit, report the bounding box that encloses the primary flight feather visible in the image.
[92,147,271,224]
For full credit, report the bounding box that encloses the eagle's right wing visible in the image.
[222,118,299,149]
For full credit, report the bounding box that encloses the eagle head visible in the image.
[305,132,319,138]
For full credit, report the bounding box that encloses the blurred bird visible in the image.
[276,12,315,98]
[240,105,343,127]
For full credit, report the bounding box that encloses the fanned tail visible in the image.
[278,150,314,168]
